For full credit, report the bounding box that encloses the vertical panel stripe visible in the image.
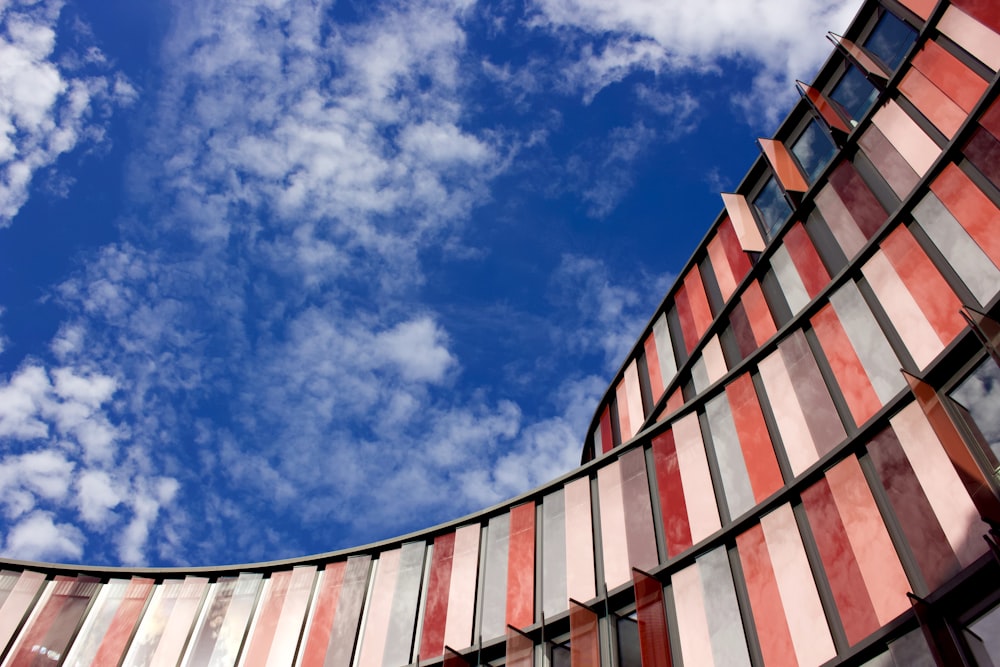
[620,447,659,573]
[938,5,1000,71]
[444,525,479,651]
[737,524,797,667]
[930,163,1000,267]
[742,281,777,346]
[597,461,630,590]
[506,502,535,630]
[672,562,714,666]
[541,490,567,618]
[811,302,884,425]
[481,514,511,640]
[858,125,920,198]
[419,533,454,658]
[698,547,751,667]
[383,542,426,666]
[725,374,783,502]
[564,477,596,603]
[299,562,347,666]
[757,350,819,475]
[771,246,812,315]
[871,100,941,175]
[815,183,868,258]
[705,391,756,519]
[652,313,678,387]
[632,570,672,666]
[653,430,693,557]
[899,68,966,138]
[673,412,722,543]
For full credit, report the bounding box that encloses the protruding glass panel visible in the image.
[721,193,766,252]
[948,358,1000,477]
[790,119,837,183]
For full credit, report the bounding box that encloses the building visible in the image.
[1,0,1000,664]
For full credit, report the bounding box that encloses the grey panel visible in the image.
[829,281,905,403]
[771,245,811,315]
[691,356,710,394]
[698,547,751,667]
[480,513,510,641]
[704,393,755,519]
[887,628,936,667]
[541,489,567,618]
[325,555,371,667]
[382,542,426,667]
[912,192,1000,307]
[653,313,678,381]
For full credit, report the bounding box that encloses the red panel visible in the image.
[569,601,600,667]
[899,68,966,138]
[800,82,853,134]
[599,406,614,454]
[652,430,692,557]
[736,525,796,667]
[912,39,988,113]
[420,532,455,658]
[673,286,699,354]
[906,373,1000,523]
[897,0,934,20]
[981,97,1000,139]
[299,561,347,665]
[742,281,777,346]
[684,267,715,337]
[761,138,809,192]
[828,161,887,239]
[729,303,758,359]
[664,388,685,416]
[726,374,783,502]
[644,334,665,401]
[930,163,1000,266]
[717,215,754,282]
[880,225,964,344]
[722,193,767,252]
[952,0,1000,35]
[801,477,880,645]
[965,126,1000,189]
[707,231,738,301]
[783,223,831,298]
[443,648,468,667]
[616,379,632,442]
[632,570,672,667]
[833,35,890,78]
[867,428,961,589]
[505,627,533,667]
[811,304,881,426]
[506,502,536,630]
[92,578,155,667]
[9,576,99,667]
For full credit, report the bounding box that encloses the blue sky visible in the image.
[0,0,859,567]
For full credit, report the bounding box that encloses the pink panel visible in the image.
[952,0,1000,35]
[930,163,1000,267]
[91,578,156,667]
[564,477,596,603]
[674,285,699,354]
[419,532,455,658]
[782,222,830,298]
[912,39,988,113]
[899,68,966,138]
[721,193,767,252]
[725,374,783,502]
[760,138,809,192]
[644,334,665,401]
[871,100,940,176]
[811,303,882,426]
[444,524,480,649]
[815,183,868,258]
[707,230,739,301]
[620,359,645,440]
[701,336,728,385]
[150,576,207,667]
[937,6,1000,71]
[597,461,630,589]
[889,402,990,567]
[665,388,685,416]
[881,225,964,345]
[760,505,836,666]
[357,549,400,667]
[757,350,818,475]
[267,566,315,667]
[243,571,292,666]
[652,429,692,558]
[742,281,777,346]
[801,477,880,645]
[827,157,889,239]
[736,524,797,667]
[897,0,934,20]
[9,576,99,667]
[0,571,45,655]
[717,215,754,283]
[672,563,714,666]
[506,501,535,629]
[299,561,346,665]
[825,457,911,625]
[673,412,721,543]
[615,378,633,442]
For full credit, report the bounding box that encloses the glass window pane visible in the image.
[551,643,571,667]
[864,12,917,72]
[948,358,1000,474]
[617,614,642,667]
[831,65,878,125]
[752,177,792,239]
[791,120,837,183]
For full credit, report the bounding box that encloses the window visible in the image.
[616,614,642,667]
[948,358,1000,478]
[752,176,792,239]
[791,119,837,183]
[830,65,878,126]
[863,11,917,72]
[550,642,571,667]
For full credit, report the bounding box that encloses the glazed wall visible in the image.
[2,0,1000,665]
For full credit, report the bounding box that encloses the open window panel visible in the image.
[947,355,1000,484]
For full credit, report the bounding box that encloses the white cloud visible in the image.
[528,0,860,123]
[4,510,84,562]
[376,317,457,384]
[0,0,134,225]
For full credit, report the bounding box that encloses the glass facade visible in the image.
[1,1,999,665]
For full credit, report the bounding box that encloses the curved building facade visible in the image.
[3,0,1000,665]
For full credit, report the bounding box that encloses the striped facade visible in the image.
[2,0,1000,664]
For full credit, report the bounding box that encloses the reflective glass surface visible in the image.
[831,65,878,125]
[617,614,642,667]
[752,177,792,239]
[864,12,917,72]
[791,120,838,183]
[949,358,1000,473]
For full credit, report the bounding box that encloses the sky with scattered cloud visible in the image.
[0,0,859,566]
